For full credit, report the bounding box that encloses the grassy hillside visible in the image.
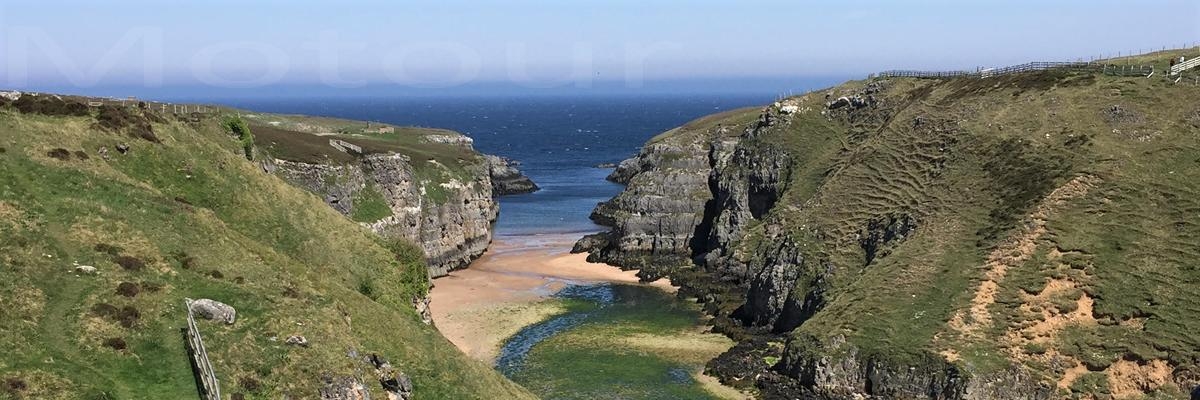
[646,48,1200,398]
[0,99,534,399]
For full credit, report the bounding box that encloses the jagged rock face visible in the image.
[485,155,539,195]
[775,336,1052,400]
[699,137,792,277]
[736,237,829,334]
[272,153,497,278]
[606,156,644,184]
[582,140,716,279]
[859,214,917,265]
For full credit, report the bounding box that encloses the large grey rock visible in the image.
[485,155,538,195]
[188,298,235,324]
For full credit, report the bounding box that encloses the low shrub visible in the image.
[115,282,140,297]
[91,303,119,318]
[47,148,71,160]
[223,116,254,160]
[96,106,160,143]
[102,337,127,351]
[12,96,90,116]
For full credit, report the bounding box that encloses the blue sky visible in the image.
[2,0,1198,96]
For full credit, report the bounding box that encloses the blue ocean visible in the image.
[206,94,785,237]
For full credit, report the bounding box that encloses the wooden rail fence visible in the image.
[1171,57,1200,75]
[876,61,1154,80]
[184,299,221,400]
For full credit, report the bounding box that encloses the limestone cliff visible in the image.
[259,124,532,278]
[577,51,1200,400]
[271,153,496,278]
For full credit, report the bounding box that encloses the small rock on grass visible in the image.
[187,298,236,324]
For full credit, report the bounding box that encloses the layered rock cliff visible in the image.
[259,125,532,278]
[578,52,1200,399]
[271,153,497,278]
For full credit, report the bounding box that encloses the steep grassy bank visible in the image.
[0,98,534,399]
[580,49,1200,399]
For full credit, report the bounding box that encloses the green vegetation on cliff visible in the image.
[0,101,534,399]
[593,48,1200,399]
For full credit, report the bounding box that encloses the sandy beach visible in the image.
[428,233,674,361]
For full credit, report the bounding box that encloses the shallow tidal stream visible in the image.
[495,283,733,399]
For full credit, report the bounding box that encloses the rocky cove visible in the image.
[238,72,1200,400]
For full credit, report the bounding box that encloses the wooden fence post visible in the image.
[184,299,222,400]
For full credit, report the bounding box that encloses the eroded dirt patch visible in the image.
[1106,359,1172,399]
[948,175,1097,336]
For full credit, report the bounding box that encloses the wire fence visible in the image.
[873,43,1198,81]
[877,61,1156,80]
[184,299,221,400]
[84,97,217,114]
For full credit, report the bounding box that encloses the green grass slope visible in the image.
[0,101,534,399]
[776,53,1198,397]
[646,49,1200,398]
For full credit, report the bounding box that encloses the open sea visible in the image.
[206,94,786,237]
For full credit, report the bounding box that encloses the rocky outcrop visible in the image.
[271,152,497,278]
[485,155,539,195]
[320,352,414,400]
[774,335,1052,400]
[319,375,370,400]
[578,136,721,280]
[368,353,414,400]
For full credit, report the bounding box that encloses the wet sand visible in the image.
[428,233,674,361]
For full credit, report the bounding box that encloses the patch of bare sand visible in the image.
[428,234,674,362]
[441,300,567,360]
[1107,359,1173,399]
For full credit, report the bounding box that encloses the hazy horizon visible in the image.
[2,0,1198,99]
